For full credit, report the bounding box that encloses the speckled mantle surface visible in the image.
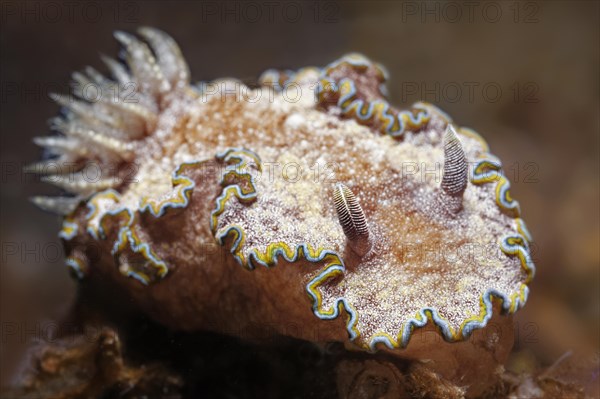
[33,28,534,354]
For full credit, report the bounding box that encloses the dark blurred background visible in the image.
[1,0,598,394]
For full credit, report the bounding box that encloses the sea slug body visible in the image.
[32,28,534,397]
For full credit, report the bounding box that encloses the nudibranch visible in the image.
[32,28,534,396]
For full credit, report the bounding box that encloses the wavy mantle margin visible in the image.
[208,140,534,351]
[77,148,263,284]
[61,111,534,350]
[77,141,535,351]
[85,192,169,285]
[61,127,535,351]
[65,256,86,280]
[77,158,213,284]
[316,77,431,138]
[262,53,432,138]
[304,148,535,350]
[59,219,79,241]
